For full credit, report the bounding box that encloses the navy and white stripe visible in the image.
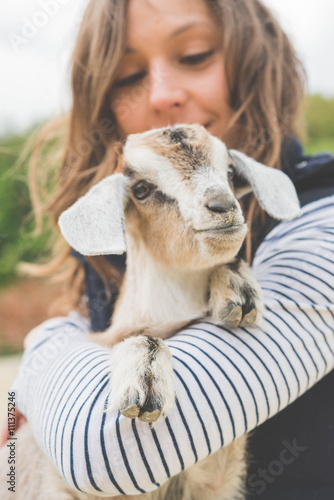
[13,196,334,496]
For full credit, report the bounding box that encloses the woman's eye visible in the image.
[180,49,214,66]
[114,71,146,88]
[132,181,154,200]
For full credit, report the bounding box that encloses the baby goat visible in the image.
[0,124,300,500]
[58,124,301,499]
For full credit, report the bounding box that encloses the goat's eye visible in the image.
[132,181,153,200]
[228,165,234,182]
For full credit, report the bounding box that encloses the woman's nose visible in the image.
[148,61,187,114]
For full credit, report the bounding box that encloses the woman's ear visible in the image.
[58,173,127,256]
[229,150,302,221]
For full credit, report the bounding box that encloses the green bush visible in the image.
[303,94,334,154]
[0,131,53,287]
[304,136,334,155]
[304,94,334,141]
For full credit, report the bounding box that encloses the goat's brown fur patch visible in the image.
[130,125,213,180]
[125,197,199,269]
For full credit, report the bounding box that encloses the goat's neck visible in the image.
[111,237,210,336]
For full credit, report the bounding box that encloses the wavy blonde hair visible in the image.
[27,0,305,313]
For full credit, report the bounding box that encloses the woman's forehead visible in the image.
[125,0,219,46]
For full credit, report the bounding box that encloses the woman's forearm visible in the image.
[12,196,334,496]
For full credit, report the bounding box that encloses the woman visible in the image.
[4,0,334,498]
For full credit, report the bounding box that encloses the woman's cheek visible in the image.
[202,65,229,107]
[116,105,148,136]
[112,99,131,123]
[112,86,150,135]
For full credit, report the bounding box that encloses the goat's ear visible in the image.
[58,173,127,256]
[229,150,302,221]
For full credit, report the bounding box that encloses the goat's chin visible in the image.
[198,224,247,263]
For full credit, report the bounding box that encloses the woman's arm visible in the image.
[12,196,334,496]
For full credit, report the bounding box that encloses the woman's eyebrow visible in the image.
[168,21,214,39]
[124,21,214,54]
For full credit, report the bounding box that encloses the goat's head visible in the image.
[59,124,301,269]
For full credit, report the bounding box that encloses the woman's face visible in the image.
[111,0,233,140]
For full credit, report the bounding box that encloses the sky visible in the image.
[0,0,333,137]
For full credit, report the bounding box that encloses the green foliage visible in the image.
[303,94,334,155]
[0,130,54,287]
[304,94,334,141]
[304,137,334,155]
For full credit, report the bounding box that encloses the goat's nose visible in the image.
[205,196,237,214]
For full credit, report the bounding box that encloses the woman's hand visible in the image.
[0,314,89,448]
[0,407,26,447]
[0,324,42,446]
[0,319,66,448]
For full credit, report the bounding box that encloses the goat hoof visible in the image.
[138,396,161,422]
[138,409,161,422]
[121,405,140,419]
[224,305,242,327]
[242,308,257,325]
[120,396,141,418]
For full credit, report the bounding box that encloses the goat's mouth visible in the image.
[194,223,246,234]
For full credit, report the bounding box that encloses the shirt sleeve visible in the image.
[12,196,334,497]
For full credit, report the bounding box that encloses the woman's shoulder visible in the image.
[257,137,334,248]
[281,135,334,197]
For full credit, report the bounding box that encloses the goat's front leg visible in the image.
[208,258,263,328]
[110,335,175,422]
[93,331,175,423]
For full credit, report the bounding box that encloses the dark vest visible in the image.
[245,137,334,499]
[73,137,334,499]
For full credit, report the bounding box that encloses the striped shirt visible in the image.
[13,195,334,496]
